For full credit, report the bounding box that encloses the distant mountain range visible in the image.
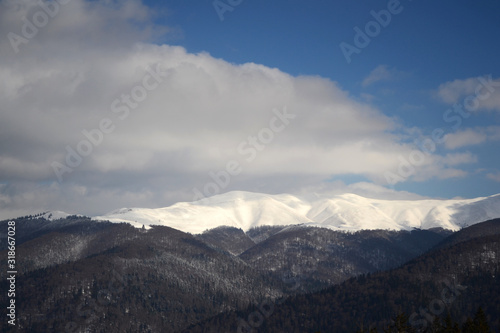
[1,201,499,332]
[91,191,500,233]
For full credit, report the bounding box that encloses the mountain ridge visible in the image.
[92,191,500,234]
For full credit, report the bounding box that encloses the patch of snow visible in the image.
[37,211,74,221]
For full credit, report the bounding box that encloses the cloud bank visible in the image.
[0,0,481,219]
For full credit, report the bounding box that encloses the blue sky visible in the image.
[0,0,499,218]
[153,1,500,82]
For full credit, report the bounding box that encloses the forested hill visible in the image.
[186,219,500,332]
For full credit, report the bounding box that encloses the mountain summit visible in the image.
[92,191,500,234]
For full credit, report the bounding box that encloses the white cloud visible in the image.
[437,78,478,104]
[362,65,405,87]
[0,0,480,219]
[360,93,375,103]
[487,126,500,141]
[444,129,487,149]
[487,172,500,182]
[441,152,478,166]
[443,126,500,149]
[406,152,476,183]
[437,75,500,112]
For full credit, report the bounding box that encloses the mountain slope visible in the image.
[238,227,450,292]
[0,219,286,333]
[197,226,256,256]
[195,225,449,293]
[188,219,500,332]
[93,191,500,234]
[434,218,500,250]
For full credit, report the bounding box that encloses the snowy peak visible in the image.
[92,191,500,234]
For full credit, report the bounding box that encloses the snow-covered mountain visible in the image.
[92,191,500,234]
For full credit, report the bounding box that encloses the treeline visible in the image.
[184,223,500,332]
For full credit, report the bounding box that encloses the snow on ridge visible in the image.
[92,191,500,234]
[38,211,74,221]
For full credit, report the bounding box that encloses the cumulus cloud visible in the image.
[0,0,480,219]
[437,75,500,112]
